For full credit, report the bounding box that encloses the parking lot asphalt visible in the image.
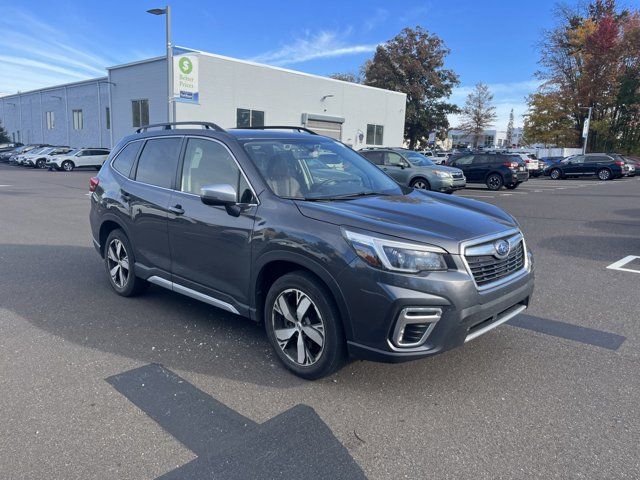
[0,164,639,479]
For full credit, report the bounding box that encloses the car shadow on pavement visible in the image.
[0,243,523,392]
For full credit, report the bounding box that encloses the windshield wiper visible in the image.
[304,191,386,201]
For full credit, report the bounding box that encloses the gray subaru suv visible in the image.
[359,147,466,192]
[89,123,534,379]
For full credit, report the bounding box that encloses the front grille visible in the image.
[466,240,525,287]
[452,172,464,179]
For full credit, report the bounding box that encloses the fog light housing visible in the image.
[391,307,442,348]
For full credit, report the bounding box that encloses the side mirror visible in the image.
[201,184,243,217]
[201,184,237,206]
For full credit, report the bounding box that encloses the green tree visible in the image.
[523,91,577,146]
[329,72,362,83]
[457,83,497,148]
[0,122,9,144]
[506,109,515,147]
[363,27,459,149]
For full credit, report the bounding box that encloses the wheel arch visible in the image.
[251,251,353,340]
[409,175,430,187]
[97,214,131,258]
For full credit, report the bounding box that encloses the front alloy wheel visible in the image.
[411,178,430,190]
[61,161,74,172]
[272,289,325,366]
[550,169,561,180]
[106,238,130,289]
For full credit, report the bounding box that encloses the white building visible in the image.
[0,49,406,150]
[446,127,525,149]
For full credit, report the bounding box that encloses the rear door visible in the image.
[167,136,258,309]
[127,136,183,272]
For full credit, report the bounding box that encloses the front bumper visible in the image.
[340,253,534,363]
[434,176,466,192]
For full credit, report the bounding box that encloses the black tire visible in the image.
[486,173,504,191]
[410,177,431,190]
[264,271,347,380]
[550,168,562,180]
[505,182,519,190]
[36,159,46,169]
[61,160,74,172]
[597,168,612,181]
[104,229,148,297]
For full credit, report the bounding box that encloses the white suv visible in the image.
[514,153,541,177]
[47,148,110,171]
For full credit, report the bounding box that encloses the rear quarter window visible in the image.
[112,141,142,178]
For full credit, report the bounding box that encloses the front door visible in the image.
[383,151,411,185]
[563,155,586,176]
[168,137,258,309]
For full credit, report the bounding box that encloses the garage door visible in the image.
[306,119,343,141]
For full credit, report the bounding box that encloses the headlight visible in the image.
[433,170,452,178]
[343,229,447,273]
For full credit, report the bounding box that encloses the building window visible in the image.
[132,99,149,128]
[45,111,55,130]
[106,107,110,130]
[484,135,494,147]
[366,124,384,145]
[72,109,83,130]
[236,108,265,128]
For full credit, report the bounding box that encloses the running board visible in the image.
[147,276,240,315]
[465,304,527,343]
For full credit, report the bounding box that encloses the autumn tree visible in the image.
[523,90,576,146]
[529,0,640,153]
[329,72,361,83]
[458,83,497,148]
[363,27,459,149]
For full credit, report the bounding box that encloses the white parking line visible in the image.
[606,256,640,274]
[0,185,12,187]
[456,193,496,199]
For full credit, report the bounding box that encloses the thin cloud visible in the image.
[249,31,379,66]
[0,8,129,93]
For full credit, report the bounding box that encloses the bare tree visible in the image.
[458,83,497,148]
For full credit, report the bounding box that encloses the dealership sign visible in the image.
[174,54,199,104]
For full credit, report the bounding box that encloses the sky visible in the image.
[0,0,578,130]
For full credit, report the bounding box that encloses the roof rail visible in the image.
[234,125,318,135]
[136,121,226,133]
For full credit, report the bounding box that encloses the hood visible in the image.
[296,190,517,254]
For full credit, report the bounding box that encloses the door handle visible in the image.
[169,204,185,215]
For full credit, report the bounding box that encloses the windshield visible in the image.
[242,138,403,200]
[405,152,436,167]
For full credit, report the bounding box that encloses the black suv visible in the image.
[547,153,627,181]
[448,153,529,190]
[90,122,534,379]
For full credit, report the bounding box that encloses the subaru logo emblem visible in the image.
[494,240,510,259]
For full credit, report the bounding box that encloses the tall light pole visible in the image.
[580,106,592,155]
[147,6,173,123]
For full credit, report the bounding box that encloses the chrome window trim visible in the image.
[147,275,239,315]
[459,228,530,292]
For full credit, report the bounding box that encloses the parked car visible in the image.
[22,146,71,168]
[47,147,110,171]
[608,154,636,177]
[426,151,450,165]
[447,152,529,190]
[8,144,48,164]
[512,152,542,177]
[90,122,534,379]
[359,148,466,193]
[547,153,626,180]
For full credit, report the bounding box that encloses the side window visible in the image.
[572,155,585,164]
[112,142,142,178]
[362,151,384,165]
[180,138,253,203]
[385,152,404,166]
[135,138,182,188]
[454,155,474,165]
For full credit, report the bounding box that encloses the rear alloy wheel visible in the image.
[410,178,431,190]
[61,160,74,172]
[265,271,346,379]
[486,173,503,191]
[104,229,148,297]
[550,169,562,180]
[36,159,46,169]
[597,168,611,181]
